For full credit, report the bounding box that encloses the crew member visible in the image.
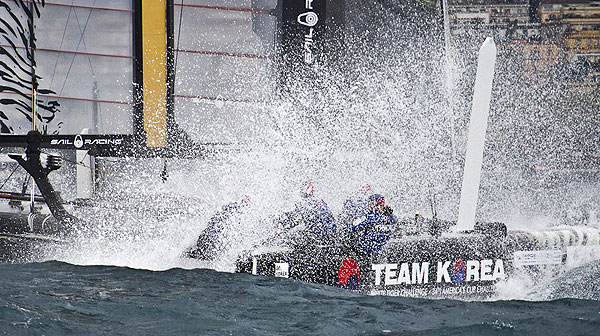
[276,181,336,237]
[339,183,373,231]
[187,195,251,260]
[351,193,397,256]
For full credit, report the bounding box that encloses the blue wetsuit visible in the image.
[189,202,245,260]
[205,202,241,237]
[340,197,369,230]
[287,194,336,235]
[352,211,397,256]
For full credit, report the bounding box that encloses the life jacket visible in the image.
[205,202,241,237]
[352,211,397,256]
[341,197,369,230]
[293,194,336,235]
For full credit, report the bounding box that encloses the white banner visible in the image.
[513,250,563,266]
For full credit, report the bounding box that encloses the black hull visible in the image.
[0,212,65,262]
[235,227,599,299]
[0,211,61,234]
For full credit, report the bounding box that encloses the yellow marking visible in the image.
[142,0,167,147]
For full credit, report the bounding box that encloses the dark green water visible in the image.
[1,261,599,335]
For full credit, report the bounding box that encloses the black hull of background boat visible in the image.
[0,232,64,263]
[0,211,64,262]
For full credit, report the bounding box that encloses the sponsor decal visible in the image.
[389,285,497,298]
[50,137,124,148]
[451,259,466,284]
[303,28,314,64]
[371,262,429,286]
[274,262,289,278]
[296,1,320,64]
[297,12,318,27]
[50,139,68,146]
[372,259,505,286]
[338,258,360,285]
[74,134,84,148]
[431,284,497,296]
[514,250,562,266]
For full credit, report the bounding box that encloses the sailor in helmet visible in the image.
[350,193,397,256]
[276,181,336,238]
[187,194,252,260]
[339,183,374,231]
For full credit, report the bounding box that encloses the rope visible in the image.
[49,1,73,89]
[53,152,98,171]
[58,0,97,96]
[0,165,20,190]
[173,0,184,86]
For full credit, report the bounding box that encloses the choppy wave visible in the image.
[1,261,599,335]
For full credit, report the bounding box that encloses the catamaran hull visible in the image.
[0,207,64,262]
[0,212,59,234]
[235,227,600,299]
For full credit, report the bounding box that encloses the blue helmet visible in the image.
[368,194,385,206]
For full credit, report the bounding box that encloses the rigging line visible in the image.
[2,44,134,58]
[77,150,89,166]
[40,150,90,169]
[0,165,20,190]
[71,0,96,78]
[49,1,73,91]
[15,1,133,13]
[21,174,30,194]
[174,3,270,15]
[173,0,184,88]
[57,0,95,96]
[4,90,130,104]
[77,151,98,171]
[72,0,96,78]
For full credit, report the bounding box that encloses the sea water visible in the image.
[1,260,599,336]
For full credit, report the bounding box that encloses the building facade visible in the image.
[448,0,600,84]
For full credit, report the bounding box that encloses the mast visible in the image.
[166,0,175,139]
[28,0,37,213]
[141,0,168,148]
[441,0,457,181]
[28,0,37,132]
[133,0,144,143]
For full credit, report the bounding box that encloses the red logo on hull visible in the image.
[338,258,360,285]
